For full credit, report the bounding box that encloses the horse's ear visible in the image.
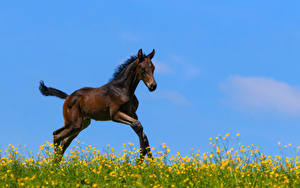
[147,49,155,59]
[138,49,143,60]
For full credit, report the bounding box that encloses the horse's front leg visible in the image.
[112,111,152,159]
[140,132,152,158]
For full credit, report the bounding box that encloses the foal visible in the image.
[39,49,157,161]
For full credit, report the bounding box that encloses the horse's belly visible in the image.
[88,109,111,121]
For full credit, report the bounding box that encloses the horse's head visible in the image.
[136,49,157,92]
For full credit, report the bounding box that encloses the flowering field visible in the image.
[0,134,299,187]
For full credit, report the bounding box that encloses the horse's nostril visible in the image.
[152,84,157,90]
[149,83,157,91]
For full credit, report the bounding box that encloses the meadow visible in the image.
[0,133,299,187]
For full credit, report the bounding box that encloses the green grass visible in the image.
[0,134,299,187]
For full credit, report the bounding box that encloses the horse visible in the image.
[39,49,157,162]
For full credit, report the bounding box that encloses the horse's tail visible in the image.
[39,81,69,99]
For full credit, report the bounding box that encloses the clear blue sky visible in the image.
[1,1,299,156]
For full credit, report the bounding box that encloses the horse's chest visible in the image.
[110,90,130,104]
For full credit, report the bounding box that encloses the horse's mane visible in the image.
[110,54,146,81]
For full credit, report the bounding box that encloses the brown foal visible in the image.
[39,49,157,162]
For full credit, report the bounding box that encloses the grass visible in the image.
[0,133,299,187]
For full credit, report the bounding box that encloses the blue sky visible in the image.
[1,1,299,156]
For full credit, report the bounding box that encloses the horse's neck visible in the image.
[112,62,140,95]
[128,74,140,95]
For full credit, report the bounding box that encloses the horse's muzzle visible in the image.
[148,83,157,92]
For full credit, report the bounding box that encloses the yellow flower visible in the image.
[109,171,116,177]
[236,133,240,136]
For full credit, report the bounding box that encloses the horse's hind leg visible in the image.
[60,118,91,156]
[60,134,79,157]
[53,127,66,148]
[53,106,83,162]
[53,127,65,135]
[53,124,81,162]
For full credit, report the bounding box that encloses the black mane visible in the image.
[110,54,146,81]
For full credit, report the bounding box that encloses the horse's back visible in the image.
[67,87,111,121]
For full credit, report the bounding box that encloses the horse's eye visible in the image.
[140,67,146,73]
